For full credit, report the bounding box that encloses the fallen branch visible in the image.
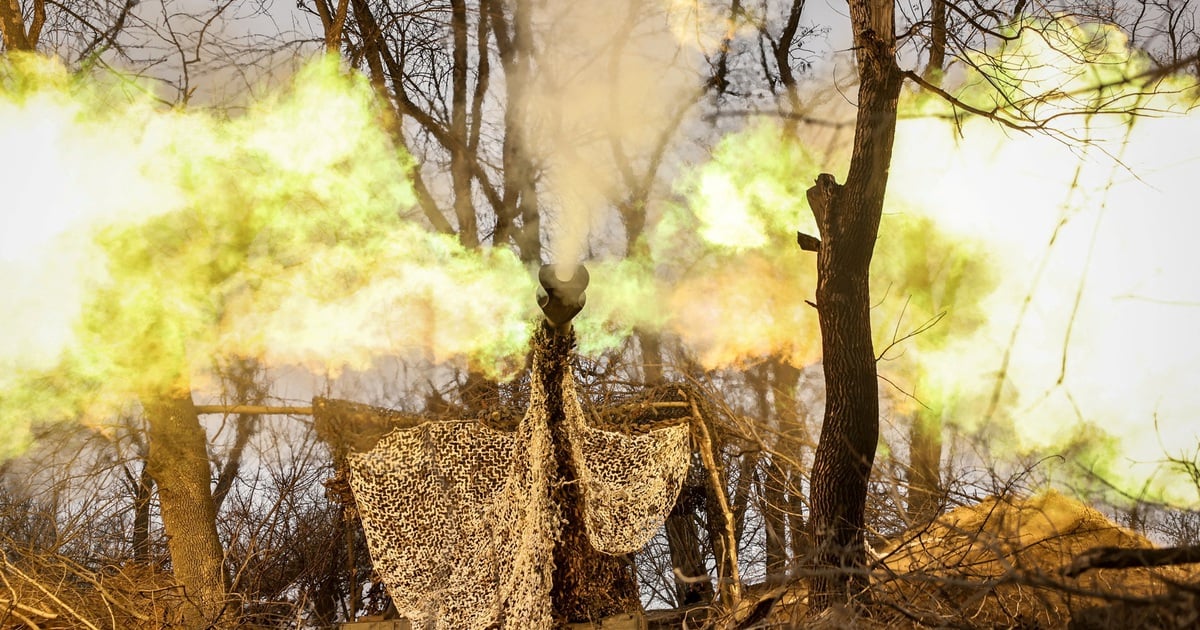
[0,596,58,619]
[627,401,690,408]
[1063,544,1200,577]
[7,607,44,629]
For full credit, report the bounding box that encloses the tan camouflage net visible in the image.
[347,350,690,629]
[563,382,691,555]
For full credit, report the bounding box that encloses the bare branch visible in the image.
[194,405,313,416]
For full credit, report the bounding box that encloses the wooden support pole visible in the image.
[689,397,742,608]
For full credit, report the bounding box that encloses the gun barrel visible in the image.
[537,264,589,329]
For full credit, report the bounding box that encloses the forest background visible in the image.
[1,0,1199,627]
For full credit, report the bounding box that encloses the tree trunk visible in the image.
[450,0,478,247]
[638,328,712,606]
[144,393,230,628]
[749,364,788,584]
[787,467,809,561]
[211,412,254,512]
[762,458,789,583]
[1065,544,1200,577]
[0,0,32,51]
[805,0,902,608]
[731,451,758,551]
[664,477,712,606]
[923,0,947,84]
[695,410,741,607]
[907,410,943,523]
[805,175,880,608]
[636,329,664,386]
[212,359,264,512]
[131,462,155,563]
[489,0,542,263]
[906,0,950,528]
[771,359,810,561]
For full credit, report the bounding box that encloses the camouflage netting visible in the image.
[564,383,691,555]
[346,343,690,629]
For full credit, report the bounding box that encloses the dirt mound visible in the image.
[880,490,1150,574]
[872,490,1195,628]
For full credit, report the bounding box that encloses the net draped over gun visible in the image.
[325,265,692,629]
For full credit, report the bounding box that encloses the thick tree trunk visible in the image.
[804,0,902,608]
[144,393,230,628]
[806,211,880,605]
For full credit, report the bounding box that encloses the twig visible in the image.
[875,310,947,362]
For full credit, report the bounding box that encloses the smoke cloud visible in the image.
[887,108,1200,506]
[0,54,534,457]
[521,1,701,269]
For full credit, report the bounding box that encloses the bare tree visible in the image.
[790,0,904,606]
[791,0,1200,609]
